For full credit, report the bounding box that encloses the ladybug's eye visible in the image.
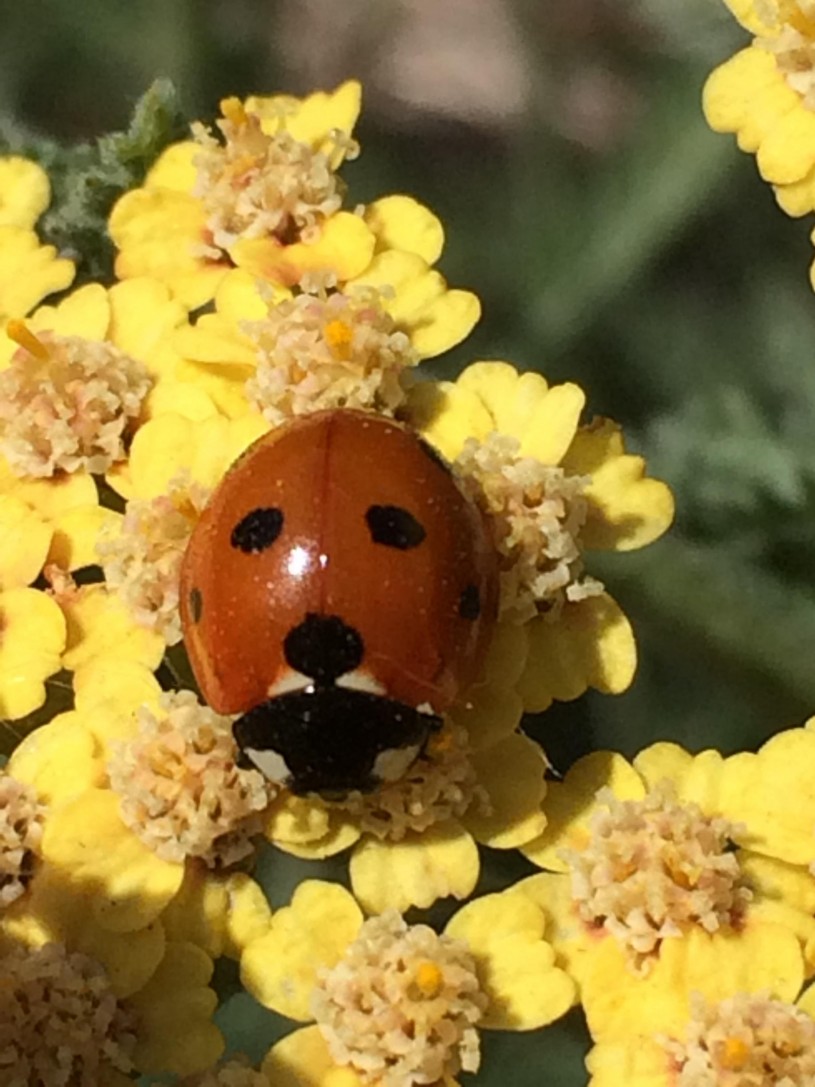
[365,505,426,550]
[231,507,284,553]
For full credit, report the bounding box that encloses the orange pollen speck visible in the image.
[6,320,49,360]
[324,318,355,358]
[720,1037,749,1069]
[220,95,249,127]
[415,961,444,998]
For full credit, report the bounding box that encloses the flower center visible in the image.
[312,911,487,1087]
[0,943,137,1083]
[0,773,45,908]
[334,722,487,841]
[107,690,274,866]
[758,2,815,107]
[243,283,418,426]
[0,322,151,478]
[98,474,210,646]
[666,993,815,1086]
[564,784,750,970]
[192,96,357,257]
[455,433,603,622]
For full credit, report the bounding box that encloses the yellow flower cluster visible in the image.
[0,78,742,1086]
[705,0,815,285]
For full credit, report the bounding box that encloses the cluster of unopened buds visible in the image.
[0,39,812,1084]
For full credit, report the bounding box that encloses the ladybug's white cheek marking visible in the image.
[373,743,423,783]
[245,747,292,787]
[335,670,386,696]
[268,670,312,697]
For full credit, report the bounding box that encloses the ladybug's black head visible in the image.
[233,686,441,797]
[233,610,441,797]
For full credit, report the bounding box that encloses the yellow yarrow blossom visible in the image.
[704,1,815,219]
[170,197,481,423]
[241,880,575,1087]
[264,627,549,914]
[517,743,814,1043]
[0,156,75,321]
[109,82,374,309]
[5,659,271,953]
[407,361,674,714]
[586,986,815,1087]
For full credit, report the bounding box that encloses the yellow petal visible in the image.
[0,227,75,320]
[580,920,804,1043]
[77,915,166,999]
[515,871,593,983]
[778,170,815,217]
[519,383,586,466]
[463,733,548,849]
[8,712,102,805]
[0,493,52,588]
[521,751,645,871]
[2,464,97,519]
[702,47,792,152]
[248,80,362,163]
[174,312,258,366]
[266,794,361,858]
[633,744,728,813]
[448,682,524,752]
[144,141,198,192]
[48,504,120,571]
[59,583,165,673]
[457,361,549,435]
[586,1039,672,1087]
[172,358,255,419]
[42,788,184,930]
[28,282,110,341]
[215,266,284,322]
[143,378,220,421]
[445,890,576,1029]
[517,593,637,712]
[241,880,362,1020]
[0,157,50,228]
[107,276,188,367]
[562,419,674,551]
[365,195,445,265]
[479,621,529,688]
[73,657,161,720]
[349,822,479,914]
[160,863,229,957]
[264,1025,366,1087]
[232,210,376,286]
[0,587,66,719]
[408,380,494,462]
[223,871,274,958]
[129,941,224,1076]
[720,729,815,866]
[757,101,815,186]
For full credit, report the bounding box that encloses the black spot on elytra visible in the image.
[458,583,481,621]
[417,436,449,472]
[231,507,283,553]
[189,587,203,623]
[365,505,426,550]
[284,613,364,685]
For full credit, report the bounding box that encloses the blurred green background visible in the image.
[4,1,815,1081]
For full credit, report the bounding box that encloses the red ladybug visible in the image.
[179,409,497,796]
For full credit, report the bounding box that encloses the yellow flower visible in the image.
[170,201,481,423]
[0,928,223,1079]
[719,718,815,868]
[407,361,674,713]
[0,156,75,321]
[586,987,815,1087]
[109,82,373,308]
[265,627,549,914]
[6,659,271,952]
[517,744,813,1042]
[241,879,575,1086]
[703,1,815,218]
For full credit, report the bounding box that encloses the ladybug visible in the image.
[179,409,498,797]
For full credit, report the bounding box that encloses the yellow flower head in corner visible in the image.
[516,742,815,1044]
[704,1,815,219]
[241,879,575,1087]
[407,361,674,715]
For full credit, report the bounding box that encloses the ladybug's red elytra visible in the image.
[179,409,498,797]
